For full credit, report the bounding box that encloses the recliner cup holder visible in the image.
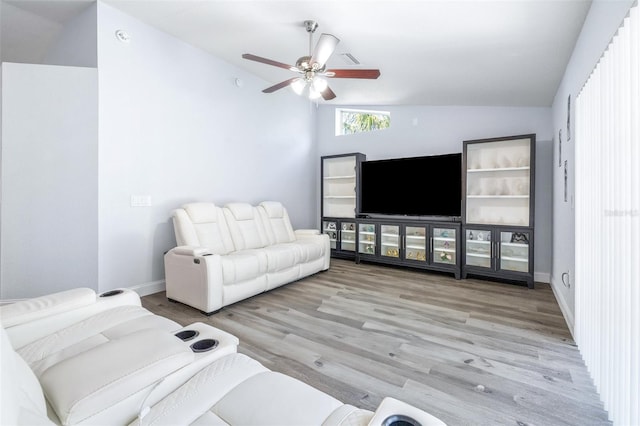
[382,415,421,426]
[175,330,199,341]
[99,289,124,297]
[190,339,219,353]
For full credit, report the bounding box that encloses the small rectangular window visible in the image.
[335,108,390,136]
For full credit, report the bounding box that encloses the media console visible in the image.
[355,217,461,279]
[321,134,535,288]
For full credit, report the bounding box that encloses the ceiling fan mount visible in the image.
[241,20,380,100]
[303,19,318,34]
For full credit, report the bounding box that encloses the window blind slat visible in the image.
[575,5,639,425]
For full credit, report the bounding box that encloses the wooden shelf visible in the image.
[467,166,530,173]
[323,175,356,180]
[467,195,529,199]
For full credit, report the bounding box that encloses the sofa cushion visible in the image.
[213,371,344,426]
[260,200,285,217]
[174,203,235,255]
[259,201,296,244]
[128,354,269,426]
[40,329,194,425]
[221,250,268,285]
[262,244,301,272]
[128,353,356,426]
[294,239,326,263]
[183,202,218,223]
[223,203,269,250]
[224,202,254,221]
[18,305,181,376]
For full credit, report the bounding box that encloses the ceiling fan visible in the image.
[242,20,381,101]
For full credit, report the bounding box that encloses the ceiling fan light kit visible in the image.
[242,20,381,101]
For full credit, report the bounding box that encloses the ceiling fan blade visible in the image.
[242,53,294,71]
[262,78,299,93]
[321,86,336,101]
[326,69,381,79]
[310,33,340,68]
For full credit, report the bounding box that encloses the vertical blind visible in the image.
[575,3,639,425]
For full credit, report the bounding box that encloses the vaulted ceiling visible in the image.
[1,0,593,106]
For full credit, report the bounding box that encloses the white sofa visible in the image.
[165,201,330,314]
[1,327,446,426]
[1,288,239,425]
[1,288,447,426]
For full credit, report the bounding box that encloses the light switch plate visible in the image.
[131,195,152,207]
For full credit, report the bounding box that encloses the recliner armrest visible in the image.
[0,288,97,328]
[170,246,214,256]
[294,229,321,237]
[368,397,447,426]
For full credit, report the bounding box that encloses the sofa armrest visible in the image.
[164,248,224,314]
[368,397,447,426]
[171,245,213,256]
[0,288,97,328]
[40,328,194,425]
[295,229,321,237]
[2,288,142,349]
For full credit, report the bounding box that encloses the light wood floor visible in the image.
[142,259,610,426]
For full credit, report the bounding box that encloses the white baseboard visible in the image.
[550,275,575,338]
[128,280,166,297]
[534,271,551,284]
[0,298,24,305]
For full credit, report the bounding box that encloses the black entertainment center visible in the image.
[321,133,535,288]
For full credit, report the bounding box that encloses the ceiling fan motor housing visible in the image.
[295,55,326,74]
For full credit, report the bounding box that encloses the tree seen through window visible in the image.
[338,109,390,135]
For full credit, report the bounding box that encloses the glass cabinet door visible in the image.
[433,227,456,265]
[358,223,376,255]
[465,229,492,268]
[323,220,338,250]
[381,225,400,258]
[404,226,427,262]
[340,222,356,252]
[499,231,530,273]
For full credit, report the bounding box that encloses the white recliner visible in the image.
[1,288,447,426]
[165,201,330,314]
[1,288,239,425]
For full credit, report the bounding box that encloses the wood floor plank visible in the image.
[142,258,610,426]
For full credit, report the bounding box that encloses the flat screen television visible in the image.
[359,153,462,218]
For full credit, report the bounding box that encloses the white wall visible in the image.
[550,0,635,333]
[317,105,553,280]
[0,62,98,299]
[96,2,315,293]
[44,2,97,68]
